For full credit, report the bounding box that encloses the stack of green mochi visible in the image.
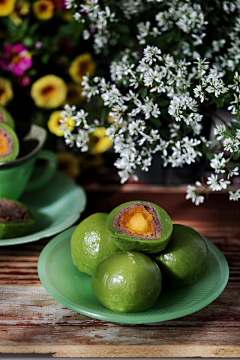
[0,106,34,239]
[0,105,19,162]
[71,200,209,313]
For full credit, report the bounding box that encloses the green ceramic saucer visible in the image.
[38,227,229,324]
[0,172,86,246]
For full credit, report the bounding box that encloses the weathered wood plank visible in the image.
[1,325,240,346]
[0,284,239,332]
[0,344,240,358]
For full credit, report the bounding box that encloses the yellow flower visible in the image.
[65,83,85,106]
[0,78,13,106]
[69,53,96,84]
[32,0,54,20]
[0,0,16,16]
[48,110,75,137]
[56,8,72,21]
[9,0,30,25]
[89,127,113,154]
[79,153,104,169]
[57,152,81,178]
[107,114,115,124]
[30,75,67,108]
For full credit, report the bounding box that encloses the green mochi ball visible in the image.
[0,198,35,239]
[0,105,15,129]
[71,213,120,276]
[153,224,209,288]
[0,122,19,162]
[107,200,173,254]
[91,251,162,313]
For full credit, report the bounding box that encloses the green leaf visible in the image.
[161,129,171,140]
[114,24,130,33]
[166,30,177,43]
[158,99,169,107]
[212,95,225,108]
[141,88,147,99]
[23,37,34,47]
[206,152,215,160]
[150,118,161,127]
[29,23,40,35]
[236,112,240,121]
[100,107,108,125]
[233,153,240,160]
[18,18,29,34]
[231,120,240,130]
[28,68,37,76]
[229,162,239,168]
[121,36,135,47]
[41,53,50,64]
[56,55,70,66]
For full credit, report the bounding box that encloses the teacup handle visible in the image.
[25,150,57,192]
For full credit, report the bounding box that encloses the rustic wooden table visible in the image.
[0,182,240,358]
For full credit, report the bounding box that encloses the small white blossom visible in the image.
[61,104,76,118]
[193,84,205,102]
[210,153,227,173]
[223,137,240,152]
[186,185,204,206]
[214,124,226,140]
[207,174,230,191]
[194,58,209,77]
[228,167,239,178]
[236,129,240,139]
[142,97,161,119]
[229,189,240,200]
[142,46,162,65]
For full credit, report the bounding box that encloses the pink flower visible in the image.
[0,43,32,76]
[35,42,43,50]
[17,75,31,87]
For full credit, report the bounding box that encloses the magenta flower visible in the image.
[0,43,32,76]
[54,0,67,8]
[17,75,31,87]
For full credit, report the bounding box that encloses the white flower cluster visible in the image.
[68,0,116,53]
[61,105,93,152]
[66,0,240,77]
[63,46,231,188]
[186,118,240,205]
[63,0,240,205]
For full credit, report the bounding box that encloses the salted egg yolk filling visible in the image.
[119,205,158,238]
[0,133,8,156]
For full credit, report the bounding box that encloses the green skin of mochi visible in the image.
[71,213,120,276]
[153,224,209,288]
[106,201,173,253]
[0,105,15,130]
[0,122,19,162]
[91,251,162,313]
[0,198,35,239]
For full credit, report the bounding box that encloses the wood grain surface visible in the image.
[0,184,240,358]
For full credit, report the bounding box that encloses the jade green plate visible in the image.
[38,227,229,324]
[0,172,86,246]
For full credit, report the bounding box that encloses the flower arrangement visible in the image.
[57,0,240,205]
[2,0,240,205]
[0,0,99,139]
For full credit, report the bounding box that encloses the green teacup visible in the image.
[0,123,57,200]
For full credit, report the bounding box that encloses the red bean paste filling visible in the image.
[113,203,161,239]
[0,111,6,124]
[0,199,31,222]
